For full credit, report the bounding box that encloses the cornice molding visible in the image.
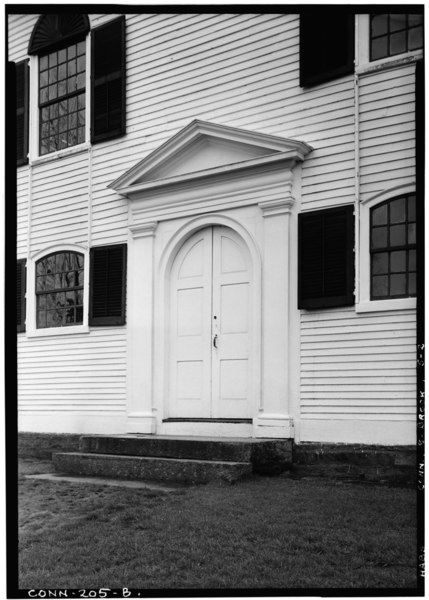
[259,197,295,217]
[129,222,158,239]
[110,120,312,198]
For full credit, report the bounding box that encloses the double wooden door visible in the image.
[169,226,252,419]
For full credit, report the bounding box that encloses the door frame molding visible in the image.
[155,213,262,431]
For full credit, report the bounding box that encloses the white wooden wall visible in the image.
[10,13,416,441]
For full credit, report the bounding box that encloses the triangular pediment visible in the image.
[110,120,312,195]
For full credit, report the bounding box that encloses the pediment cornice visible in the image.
[109,120,312,198]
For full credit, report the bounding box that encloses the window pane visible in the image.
[40,88,49,103]
[77,55,86,73]
[389,14,406,32]
[59,100,68,116]
[68,45,76,59]
[77,41,86,55]
[37,295,46,310]
[390,197,406,223]
[371,14,388,36]
[409,249,416,271]
[46,293,56,309]
[59,116,68,133]
[78,93,85,109]
[58,63,67,81]
[68,59,76,77]
[78,127,85,144]
[372,275,389,297]
[372,204,388,225]
[49,52,57,67]
[408,26,423,50]
[408,223,416,244]
[58,48,67,64]
[408,195,416,221]
[40,55,48,70]
[372,37,388,60]
[50,103,59,119]
[390,31,406,55]
[40,70,48,87]
[77,73,85,90]
[390,224,406,246]
[390,250,406,272]
[69,97,77,112]
[48,84,58,101]
[58,81,67,97]
[37,311,47,328]
[372,252,389,274]
[36,275,45,291]
[390,274,407,296]
[371,227,388,248]
[49,67,57,84]
[68,77,77,94]
[408,273,416,295]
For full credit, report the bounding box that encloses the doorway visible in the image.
[168,226,252,419]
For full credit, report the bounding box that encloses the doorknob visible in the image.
[213,334,218,348]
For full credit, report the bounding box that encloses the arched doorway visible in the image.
[167,225,253,420]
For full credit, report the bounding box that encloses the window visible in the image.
[39,41,86,154]
[300,12,355,87]
[20,13,126,163]
[370,14,423,61]
[35,251,84,328]
[17,260,26,332]
[370,195,416,299]
[298,205,355,309]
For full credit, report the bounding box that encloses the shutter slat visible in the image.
[17,260,26,332]
[91,16,125,143]
[298,206,354,309]
[300,12,355,87]
[16,61,29,166]
[89,244,126,326]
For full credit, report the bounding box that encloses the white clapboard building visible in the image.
[11,9,422,447]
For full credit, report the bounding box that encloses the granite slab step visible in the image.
[79,435,292,474]
[53,451,253,484]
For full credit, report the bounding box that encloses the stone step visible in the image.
[53,451,253,484]
[79,435,292,474]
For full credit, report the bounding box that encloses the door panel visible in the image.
[169,229,213,418]
[169,226,252,419]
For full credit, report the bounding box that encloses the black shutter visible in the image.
[17,260,26,333]
[298,205,355,309]
[300,12,355,87]
[16,61,29,166]
[89,244,127,325]
[91,16,126,144]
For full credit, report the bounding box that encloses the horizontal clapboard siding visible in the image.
[17,168,28,256]
[30,152,89,254]
[18,329,127,412]
[359,64,416,202]
[300,307,416,420]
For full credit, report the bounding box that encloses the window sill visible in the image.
[356,50,423,77]
[355,298,416,313]
[29,142,91,167]
[26,325,90,338]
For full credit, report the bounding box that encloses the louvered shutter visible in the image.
[298,205,355,309]
[300,12,355,87]
[16,61,29,166]
[17,260,26,333]
[91,16,126,143]
[89,244,127,325]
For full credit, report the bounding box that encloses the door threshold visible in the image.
[163,418,252,424]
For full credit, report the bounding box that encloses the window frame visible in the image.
[356,14,423,73]
[356,184,417,313]
[369,13,423,63]
[35,250,85,329]
[25,244,90,338]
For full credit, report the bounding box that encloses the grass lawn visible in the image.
[18,458,418,591]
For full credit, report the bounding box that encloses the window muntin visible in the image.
[370,14,423,61]
[36,252,84,328]
[370,195,416,300]
[39,41,86,155]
